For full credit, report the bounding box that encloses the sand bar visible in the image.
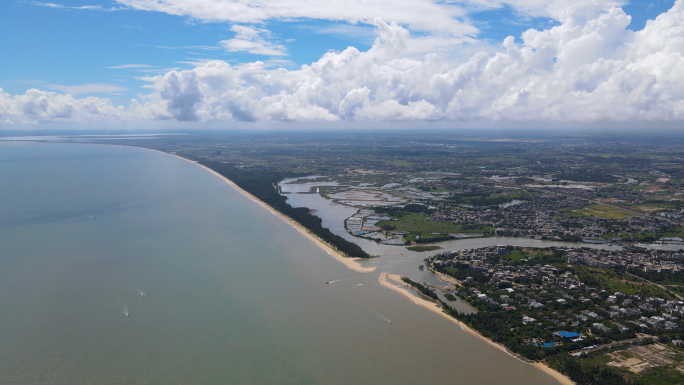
[379,273,574,385]
[165,153,375,273]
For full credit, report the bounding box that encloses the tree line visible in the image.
[400,277,439,300]
[375,203,435,215]
[201,162,371,259]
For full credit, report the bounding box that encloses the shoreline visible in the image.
[428,267,462,286]
[142,146,567,383]
[162,152,376,273]
[379,272,574,385]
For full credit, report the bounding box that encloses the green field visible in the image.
[507,189,536,199]
[504,248,555,262]
[576,267,674,298]
[658,226,684,239]
[376,212,488,234]
[640,366,684,385]
[565,204,633,219]
[387,159,413,168]
[506,250,528,261]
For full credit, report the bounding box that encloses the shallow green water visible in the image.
[0,142,557,384]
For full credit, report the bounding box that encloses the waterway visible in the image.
[280,177,627,312]
[280,177,624,270]
[0,142,558,384]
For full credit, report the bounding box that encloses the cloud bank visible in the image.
[2,1,683,124]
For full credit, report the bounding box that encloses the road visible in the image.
[624,271,683,301]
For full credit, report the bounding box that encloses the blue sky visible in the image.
[2,1,379,103]
[0,0,681,125]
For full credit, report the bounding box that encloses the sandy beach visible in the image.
[379,273,574,385]
[167,153,376,273]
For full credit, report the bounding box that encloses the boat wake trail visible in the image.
[135,288,145,298]
[354,281,392,324]
[371,309,392,324]
[123,305,130,317]
[326,278,350,284]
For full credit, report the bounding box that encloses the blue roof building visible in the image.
[557,331,580,339]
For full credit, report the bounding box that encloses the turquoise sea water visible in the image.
[0,142,557,384]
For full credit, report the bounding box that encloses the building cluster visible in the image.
[432,247,683,340]
[430,195,673,243]
[566,249,684,274]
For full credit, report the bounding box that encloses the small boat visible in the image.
[326,281,329,284]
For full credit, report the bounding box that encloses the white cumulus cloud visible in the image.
[0,88,126,124]
[2,1,684,125]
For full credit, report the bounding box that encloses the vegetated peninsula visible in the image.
[200,161,371,259]
[404,245,684,385]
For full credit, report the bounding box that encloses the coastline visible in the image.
[150,147,569,383]
[163,152,376,273]
[379,272,574,385]
[428,267,462,286]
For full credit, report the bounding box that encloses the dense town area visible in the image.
[427,245,684,384]
[84,129,684,384]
